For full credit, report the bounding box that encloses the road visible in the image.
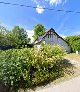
[36,76,80,92]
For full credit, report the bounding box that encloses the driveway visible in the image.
[36,76,80,92]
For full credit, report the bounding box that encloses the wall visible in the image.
[42,32,71,52]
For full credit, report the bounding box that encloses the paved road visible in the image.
[36,76,80,92]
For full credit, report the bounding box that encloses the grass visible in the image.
[65,53,80,62]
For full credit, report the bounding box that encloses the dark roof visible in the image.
[33,32,47,44]
[34,28,69,45]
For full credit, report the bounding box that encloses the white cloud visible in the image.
[32,0,38,4]
[32,0,64,6]
[32,0,67,14]
[60,34,66,38]
[26,30,34,43]
[36,5,44,14]
[49,0,62,5]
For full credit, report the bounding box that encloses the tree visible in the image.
[6,31,18,47]
[12,26,29,48]
[65,36,80,52]
[27,38,31,43]
[0,26,8,49]
[72,40,80,52]
[0,25,31,50]
[33,24,46,40]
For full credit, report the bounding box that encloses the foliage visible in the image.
[12,26,28,45]
[0,25,31,50]
[0,45,65,91]
[0,26,8,48]
[33,24,46,40]
[27,38,31,44]
[65,36,80,52]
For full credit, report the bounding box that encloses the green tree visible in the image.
[12,26,29,48]
[0,25,31,50]
[0,26,8,49]
[33,24,46,40]
[12,26,27,43]
[6,31,18,48]
[27,38,31,43]
[65,36,80,52]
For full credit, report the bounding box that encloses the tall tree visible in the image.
[33,24,46,40]
[0,25,31,50]
[12,26,28,46]
[6,31,18,47]
[0,26,8,48]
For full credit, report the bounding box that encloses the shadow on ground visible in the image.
[60,59,74,75]
[61,59,74,69]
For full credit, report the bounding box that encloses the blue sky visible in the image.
[0,0,80,42]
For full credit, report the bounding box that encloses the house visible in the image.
[34,28,71,52]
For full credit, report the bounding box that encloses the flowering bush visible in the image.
[0,45,65,90]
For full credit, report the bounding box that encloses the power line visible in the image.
[0,1,80,14]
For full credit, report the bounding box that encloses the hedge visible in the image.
[0,45,65,91]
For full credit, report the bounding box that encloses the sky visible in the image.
[0,0,80,42]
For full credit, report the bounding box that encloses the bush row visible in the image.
[0,45,65,91]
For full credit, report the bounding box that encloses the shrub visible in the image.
[65,36,80,52]
[0,45,65,91]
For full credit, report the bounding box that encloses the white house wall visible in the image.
[42,32,71,52]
